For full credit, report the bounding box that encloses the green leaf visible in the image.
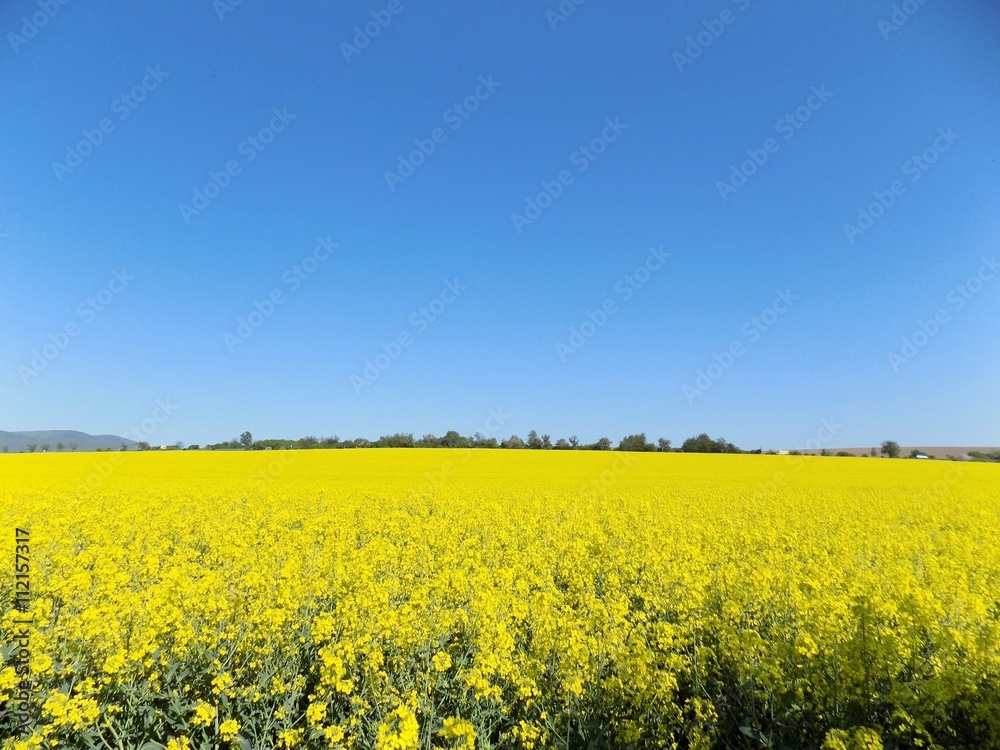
[739,726,772,747]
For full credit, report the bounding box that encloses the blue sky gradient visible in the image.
[3,0,999,449]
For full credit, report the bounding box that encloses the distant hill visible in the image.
[0,430,137,453]
[788,446,999,459]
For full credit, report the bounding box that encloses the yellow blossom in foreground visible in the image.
[432,651,452,672]
[377,705,419,750]
[439,717,476,749]
[212,672,234,696]
[191,702,217,727]
[219,719,240,741]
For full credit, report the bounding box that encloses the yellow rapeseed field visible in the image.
[1,450,999,749]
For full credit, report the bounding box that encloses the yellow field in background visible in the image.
[2,451,999,749]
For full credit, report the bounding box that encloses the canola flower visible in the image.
[1,449,999,748]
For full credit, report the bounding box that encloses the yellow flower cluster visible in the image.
[440,716,476,749]
[1,450,998,748]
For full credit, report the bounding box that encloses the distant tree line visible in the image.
[196,433,986,461]
[0,432,982,459]
[201,431,763,454]
[968,450,1000,463]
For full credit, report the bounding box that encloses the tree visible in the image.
[377,433,415,448]
[527,430,542,449]
[175,441,185,450]
[681,433,740,453]
[714,437,738,453]
[137,441,151,451]
[881,440,900,458]
[541,434,552,449]
[1,445,8,453]
[121,443,129,451]
[26,444,36,453]
[469,432,498,449]
[658,438,672,452]
[568,436,579,448]
[593,437,613,451]
[554,438,570,449]
[681,433,714,453]
[440,431,468,449]
[618,433,655,452]
[501,435,525,449]
[250,439,293,451]
[240,431,253,448]
[969,451,1000,463]
[187,444,200,450]
[870,448,877,457]
[69,442,78,451]
[56,442,65,451]
[470,432,485,447]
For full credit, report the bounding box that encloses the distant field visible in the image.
[2,451,999,749]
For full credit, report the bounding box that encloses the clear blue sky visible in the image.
[2,0,999,449]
